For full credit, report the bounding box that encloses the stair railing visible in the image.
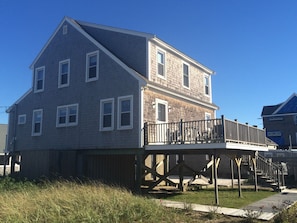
[256,154,285,188]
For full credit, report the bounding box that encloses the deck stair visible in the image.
[253,154,286,191]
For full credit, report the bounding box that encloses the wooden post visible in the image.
[209,155,214,184]
[10,154,16,175]
[221,115,226,142]
[152,154,156,181]
[234,157,242,198]
[3,152,8,176]
[230,159,234,189]
[281,165,285,187]
[214,153,219,205]
[252,153,258,192]
[180,119,184,144]
[178,154,184,191]
[164,154,168,186]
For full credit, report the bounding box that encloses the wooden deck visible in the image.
[144,115,269,152]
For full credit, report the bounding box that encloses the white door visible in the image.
[156,99,168,143]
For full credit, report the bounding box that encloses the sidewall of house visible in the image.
[9,20,142,152]
[18,150,136,189]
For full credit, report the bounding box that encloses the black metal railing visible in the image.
[144,115,267,146]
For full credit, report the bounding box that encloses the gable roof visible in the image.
[261,93,297,117]
[77,18,214,75]
[76,19,155,39]
[30,16,146,86]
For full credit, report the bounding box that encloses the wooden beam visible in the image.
[143,163,182,191]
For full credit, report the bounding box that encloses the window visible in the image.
[18,114,26,125]
[118,95,133,130]
[34,66,45,92]
[32,109,43,136]
[86,51,99,82]
[204,75,210,96]
[56,104,78,127]
[58,59,70,88]
[157,50,165,77]
[100,98,114,131]
[62,25,68,35]
[183,63,189,88]
[157,103,166,122]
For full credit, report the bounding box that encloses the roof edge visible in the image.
[76,19,155,39]
[151,37,215,75]
[272,93,297,115]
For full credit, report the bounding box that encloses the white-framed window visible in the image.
[157,49,165,78]
[32,109,43,136]
[156,99,168,123]
[56,104,78,127]
[34,66,45,92]
[86,51,99,82]
[118,95,133,130]
[183,63,189,88]
[18,114,26,125]
[100,98,114,131]
[58,59,70,88]
[204,75,210,96]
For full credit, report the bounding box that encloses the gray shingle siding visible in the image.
[80,24,148,76]
[8,20,141,152]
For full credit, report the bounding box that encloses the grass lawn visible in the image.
[162,188,277,208]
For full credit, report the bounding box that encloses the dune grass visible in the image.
[0,177,201,223]
[1,177,295,223]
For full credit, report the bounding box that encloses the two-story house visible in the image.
[262,93,297,150]
[6,17,218,189]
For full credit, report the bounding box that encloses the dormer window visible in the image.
[86,51,99,82]
[34,66,45,93]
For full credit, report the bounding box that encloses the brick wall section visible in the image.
[149,42,212,104]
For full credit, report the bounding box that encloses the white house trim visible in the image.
[147,83,218,111]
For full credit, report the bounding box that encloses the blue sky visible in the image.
[1,0,296,127]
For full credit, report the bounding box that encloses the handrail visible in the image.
[144,116,267,146]
[256,154,285,188]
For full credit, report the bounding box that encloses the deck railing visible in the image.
[144,115,267,146]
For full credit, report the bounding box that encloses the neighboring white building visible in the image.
[0,124,7,153]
